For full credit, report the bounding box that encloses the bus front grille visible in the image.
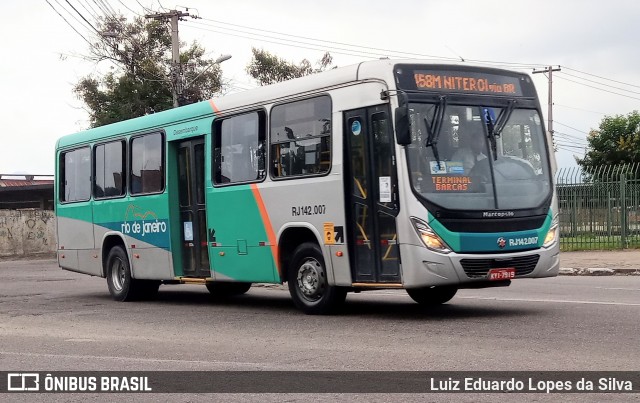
[460,255,540,278]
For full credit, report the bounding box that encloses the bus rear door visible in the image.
[176,138,210,277]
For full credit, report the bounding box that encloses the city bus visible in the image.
[55,59,559,314]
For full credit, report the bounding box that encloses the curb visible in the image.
[559,267,640,276]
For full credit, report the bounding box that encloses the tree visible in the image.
[74,15,223,128]
[576,111,640,172]
[246,48,333,86]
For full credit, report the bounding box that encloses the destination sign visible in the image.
[394,65,528,96]
[412,70,523,96]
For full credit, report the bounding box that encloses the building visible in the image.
[0,175,54,210]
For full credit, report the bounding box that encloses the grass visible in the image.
[560,234,640,251]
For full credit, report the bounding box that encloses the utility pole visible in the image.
[145,10,190,108]
[532,66,561,142]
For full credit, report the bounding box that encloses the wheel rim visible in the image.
[110,257,126,292]
[296,258,325,302]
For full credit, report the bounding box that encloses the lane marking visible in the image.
[0,351,274,368]
[457,296,640,307]
[595,287,640,291]
[359,291,640,306]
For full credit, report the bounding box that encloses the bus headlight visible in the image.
[410,217,451,254]
[543,215,559,248]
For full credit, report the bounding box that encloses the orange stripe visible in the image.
[250,184,280,277]
[208,99,220,114]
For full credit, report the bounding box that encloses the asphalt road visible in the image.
[1,258,639,402]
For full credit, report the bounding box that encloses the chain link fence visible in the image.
[556,164,640,250]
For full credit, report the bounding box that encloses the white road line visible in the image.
[457,296,640,306]
[358,291,640,306]
[0,351,273,368]
[594,287,640,291]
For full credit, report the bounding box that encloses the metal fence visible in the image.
[556,164,640,250]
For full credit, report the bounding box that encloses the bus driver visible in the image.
[451,123,486,172]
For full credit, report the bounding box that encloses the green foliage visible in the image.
[246,48,333,86]
[576,111,640,171]
[74,16,223,128]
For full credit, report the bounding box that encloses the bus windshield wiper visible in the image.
[424,96,447,168]
[484,107,498,161]
[485,100,516,160]
[494,99,516,136]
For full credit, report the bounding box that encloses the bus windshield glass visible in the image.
[405,103,552,210]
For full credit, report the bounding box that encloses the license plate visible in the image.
[488,268,515,280]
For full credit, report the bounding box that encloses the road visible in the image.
[0,258,639,402]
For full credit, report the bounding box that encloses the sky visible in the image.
[1,0,639,176]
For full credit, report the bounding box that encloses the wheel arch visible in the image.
[277,224,324,283]
[101,232,127,277]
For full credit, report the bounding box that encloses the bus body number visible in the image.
[292,204,326,216]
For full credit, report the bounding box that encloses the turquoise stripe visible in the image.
[429,211,553,253]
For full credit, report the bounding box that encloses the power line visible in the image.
[45,0,94,46]
[554,133,588,146]
[135,0,153,13]
[64,0,100,34]
[197,17,459,62]
[90,0,111,16]
[97,0,117,16]
[184,20,415,60]
[554,121,590,135]
[557,71,640,96]
[555,146,585,155]
[189,18,550,72]
[554,104,606,116]
[554,74,640,101]
[183,21,382,60]
[563,66,640,89]
[115,0,142,15]
[76,0,101,20]
[53,0,96,33]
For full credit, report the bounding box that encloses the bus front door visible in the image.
[177,138,210,277]
[344,106,401,284]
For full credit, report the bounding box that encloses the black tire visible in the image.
[406,286,458,306]
[287,242,346,315]
[106,245,140,301]
[206,282,252,296]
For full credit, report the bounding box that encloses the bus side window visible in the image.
[130,132,164,195]
[94,140,125,199]
[270,96,331,179]
[213,110,266,185]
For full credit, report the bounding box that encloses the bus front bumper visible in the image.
[400,243,560,289]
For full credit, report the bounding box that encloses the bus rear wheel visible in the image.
[406,286,458,306]
[106,246,156,301]
[206,282,252,296]
[287,242,346,315]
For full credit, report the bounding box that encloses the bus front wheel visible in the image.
[406,286,458,306]
[287,242,346,315]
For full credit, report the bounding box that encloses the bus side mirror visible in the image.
[395,105,411,145]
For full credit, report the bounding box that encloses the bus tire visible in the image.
[406,286,458,306]
[206,282,252,296]
[287,242,346,315]
[106,245,141,301]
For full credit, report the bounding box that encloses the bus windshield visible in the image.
[406,102,552,211]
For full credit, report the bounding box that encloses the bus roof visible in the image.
[56,59,528,149]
